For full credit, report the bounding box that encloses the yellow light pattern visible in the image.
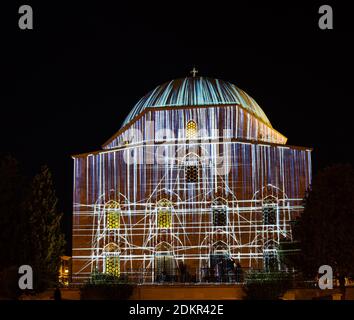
[186,120,198,139]
[105,201,120,229]
[157,199,172,228]
[106,255,120,277]
[107,211,120,229]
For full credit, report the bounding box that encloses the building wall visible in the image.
[72,137,311,283]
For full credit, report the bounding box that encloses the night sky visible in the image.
[2,2,352,252]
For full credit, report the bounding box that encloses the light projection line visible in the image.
[104,103,287,150]
[72,140,310,283]
[122,77,272,127]
[72,78,311,284]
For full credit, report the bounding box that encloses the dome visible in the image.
[122,77,272,128]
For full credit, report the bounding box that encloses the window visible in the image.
[105,254,120,277]
[104,243,120,277]
[212,198,228,226]
[105,201,120,229]
[157,199,172,229]
[107,211,120,229]
[186,120,198,139]
[262,196,277,225]
[185,162,199,183]
[263,240,279,272]
[155,242,175,282]
[183,153,201,183]
[210,241,233,282]
[263,249,278,272]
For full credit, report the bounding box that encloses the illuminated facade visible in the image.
[72,77,312,284]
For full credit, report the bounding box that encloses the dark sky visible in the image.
[2,2,353,252]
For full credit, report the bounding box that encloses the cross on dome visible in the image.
[190,67,198,77]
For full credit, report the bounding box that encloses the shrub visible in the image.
[243,271,293,300]
[80,272,134,300]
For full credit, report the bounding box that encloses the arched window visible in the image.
[263,241,279,272]
[104,243,120,277]
[154,242,175,282]
[183,153,200,183]
[210,241,233,282]
[262,196,277,225]
[105,201,120,230]
[157,199,172,229]
[212,197,228,226]
[186,120,198,139]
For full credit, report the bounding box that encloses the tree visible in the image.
[0,157,66,298]
[25,165,66,291]
[293,164,354,279]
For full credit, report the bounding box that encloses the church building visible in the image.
[72,75,312,284]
